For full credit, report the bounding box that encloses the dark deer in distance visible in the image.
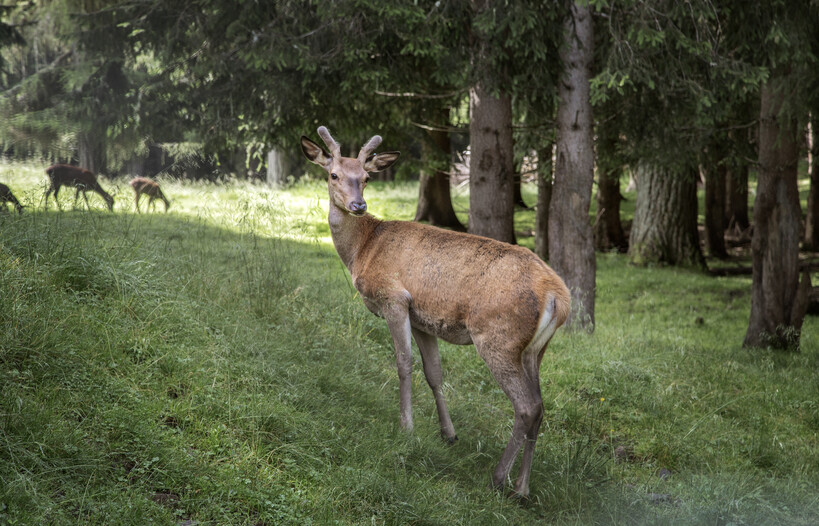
[301,127,571,498]
[45,164,114,211]
[0,183,24,214]
[130,177,170,213]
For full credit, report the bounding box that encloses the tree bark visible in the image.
[703,147,728,258]
[78,131,106,175]
[594,130,627,253]
[805,113,819,250]
[549,0,596,331]
[744,76,809,349]
[415,118,466,231]
[467,0,515,243]
[468,82,516,243]
[725,162,750,232]
[628,163,706,268]
[534,144,553,261]
[267,147,291,186]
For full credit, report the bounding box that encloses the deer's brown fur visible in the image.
[130,177,170,213]
[45,164,114,211]
[301,126,570,498]
[0,183,23,214]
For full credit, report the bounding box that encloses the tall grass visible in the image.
[1,159,817,525]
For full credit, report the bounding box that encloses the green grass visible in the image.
[1,159,818,525]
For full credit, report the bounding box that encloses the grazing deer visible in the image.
[44,164,114,211]
[130,177,170,213]
[301,127,571,498]
[0,183,24,214]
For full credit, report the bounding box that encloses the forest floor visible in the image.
[1,160,818,525]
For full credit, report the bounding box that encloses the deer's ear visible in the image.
[363,151,400,172]
[301,136,333,168]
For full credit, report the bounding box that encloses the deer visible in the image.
[0,183,24,214]
[129,177,170,213]
[300,126,571,498]
[44,164,114,211]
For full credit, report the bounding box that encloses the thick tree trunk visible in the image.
[594,132,627,253]
[703,151,728,259]
[805,114,819,250]
[78,132,106,175]
[549,0,596,331]
[628,163,706,268]
[725,162,750,232]
[744,77,809,349]
[415,121,466,231]
[468,82,516,243]
[534,144,553,261]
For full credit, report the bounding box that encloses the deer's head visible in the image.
[301,126,400,216]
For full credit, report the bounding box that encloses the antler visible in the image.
[317,126,341,158]
[358,135,383,163]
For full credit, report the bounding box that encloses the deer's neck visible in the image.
[328,202,380,271]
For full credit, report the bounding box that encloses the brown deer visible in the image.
[130,177,170,213]
[44,164,114,211]
[301,127,571,498]
[0,183,24,214]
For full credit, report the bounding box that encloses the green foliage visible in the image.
[1,161,818,524]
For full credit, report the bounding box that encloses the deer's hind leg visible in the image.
[475,337,544,498]
[511,341,550,497]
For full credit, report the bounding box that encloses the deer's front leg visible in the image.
[383,300,414,432]
[412,328,457,443]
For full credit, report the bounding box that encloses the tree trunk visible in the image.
[78,131,106,175]
[725,162,750,232]
[744,76,809,349]
[594,131,627,253]
[628,163,706,268]
[703,149,728,259]
[805,113,819,250]
[415,119,466,231]
[267,147,291,186]
[468,82,516,243]
[549,0,596,331]
[534,144,553,261]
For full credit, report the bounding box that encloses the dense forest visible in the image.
[2,1,817,347]
[2,1,819,524]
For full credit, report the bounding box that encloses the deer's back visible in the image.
[46,164,97,186]
[352,220,570,346]
[130,177,156,194]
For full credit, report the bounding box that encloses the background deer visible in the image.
[1,183,24,214]
[301,126,571,498]
[130,177,170,213]
[45,164,114,211]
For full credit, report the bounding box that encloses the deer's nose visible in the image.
[350,201,367,214]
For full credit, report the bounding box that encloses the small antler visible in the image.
[317,126,341,158]
[358,135,382,163]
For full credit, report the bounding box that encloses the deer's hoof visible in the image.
[507,489,531,504]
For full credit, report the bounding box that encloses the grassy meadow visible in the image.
[1,159,818,525]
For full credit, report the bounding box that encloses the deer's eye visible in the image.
[330,173,338,180]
